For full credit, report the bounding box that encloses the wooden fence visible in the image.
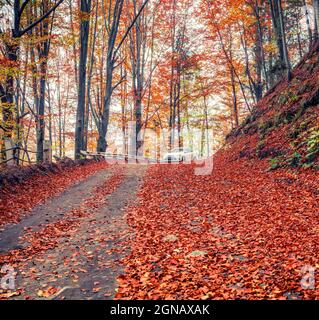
[80,150,158,164]
[0,139,52,166]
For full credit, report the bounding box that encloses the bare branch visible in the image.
[19,0,64,37]
[112,75,126,92]
[19,0,32,16]
[113,0,150,59]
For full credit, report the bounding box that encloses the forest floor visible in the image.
[0,156,318,300]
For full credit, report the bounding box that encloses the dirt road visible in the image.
[0,164,147,300]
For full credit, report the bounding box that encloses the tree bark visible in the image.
[97,0,124,152]
[268,0,291,80]
[313,0,319,40]
[75,0,92,159]
[277,0,291,80]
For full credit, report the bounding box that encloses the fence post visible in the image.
[4,139,15,166]
[43,140,52,163]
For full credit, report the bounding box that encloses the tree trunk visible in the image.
[277,0,291,80]
[303,0,313,47]
[75,0,92,159]
[313,0,319,40]
[84,1,98,151]
[230,67,239,127]
[2,44,18,140]
[35,0,55,163]
[97,59,113,152]
[36,57,48,163]
[1,0,20,141]
[269,0,290,80]
[129,0,145,155]
[253,0,269,90]
[97,0,124,152]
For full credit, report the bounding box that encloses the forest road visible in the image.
[0,164,147,300]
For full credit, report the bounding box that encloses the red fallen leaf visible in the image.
[170,259,179,265]
[37,286,58,298]
[117,274,126,282]
[92,287,101,293]
[0,291,21,299]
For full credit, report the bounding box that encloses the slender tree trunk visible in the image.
[202,92,210,157]
[47,83,53,146]
[97,0,124,152]
[129,0,145,155]
[176,79,182,149]
[169,0,177,151]
[36,56,48,162]
[120,62,128,155]
[97,58,113,152]
[296,19,303,59]
[1,0,20,142]
[240,26,259,102]
[69,1,79,90]
[84,1,98,151]
[303,0,313,47]
[75,0,92,159]
[2,43,18,140]
[35,0,56,163]
[313,0,319,40]
[230,67,239,127]
[57,67,63,159]
[253,0,269,90]
[269,0,290,79]
[277,0,291,80]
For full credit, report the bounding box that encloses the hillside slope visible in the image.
[227,42,319,171]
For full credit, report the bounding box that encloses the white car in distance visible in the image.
[163,147,195,163]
